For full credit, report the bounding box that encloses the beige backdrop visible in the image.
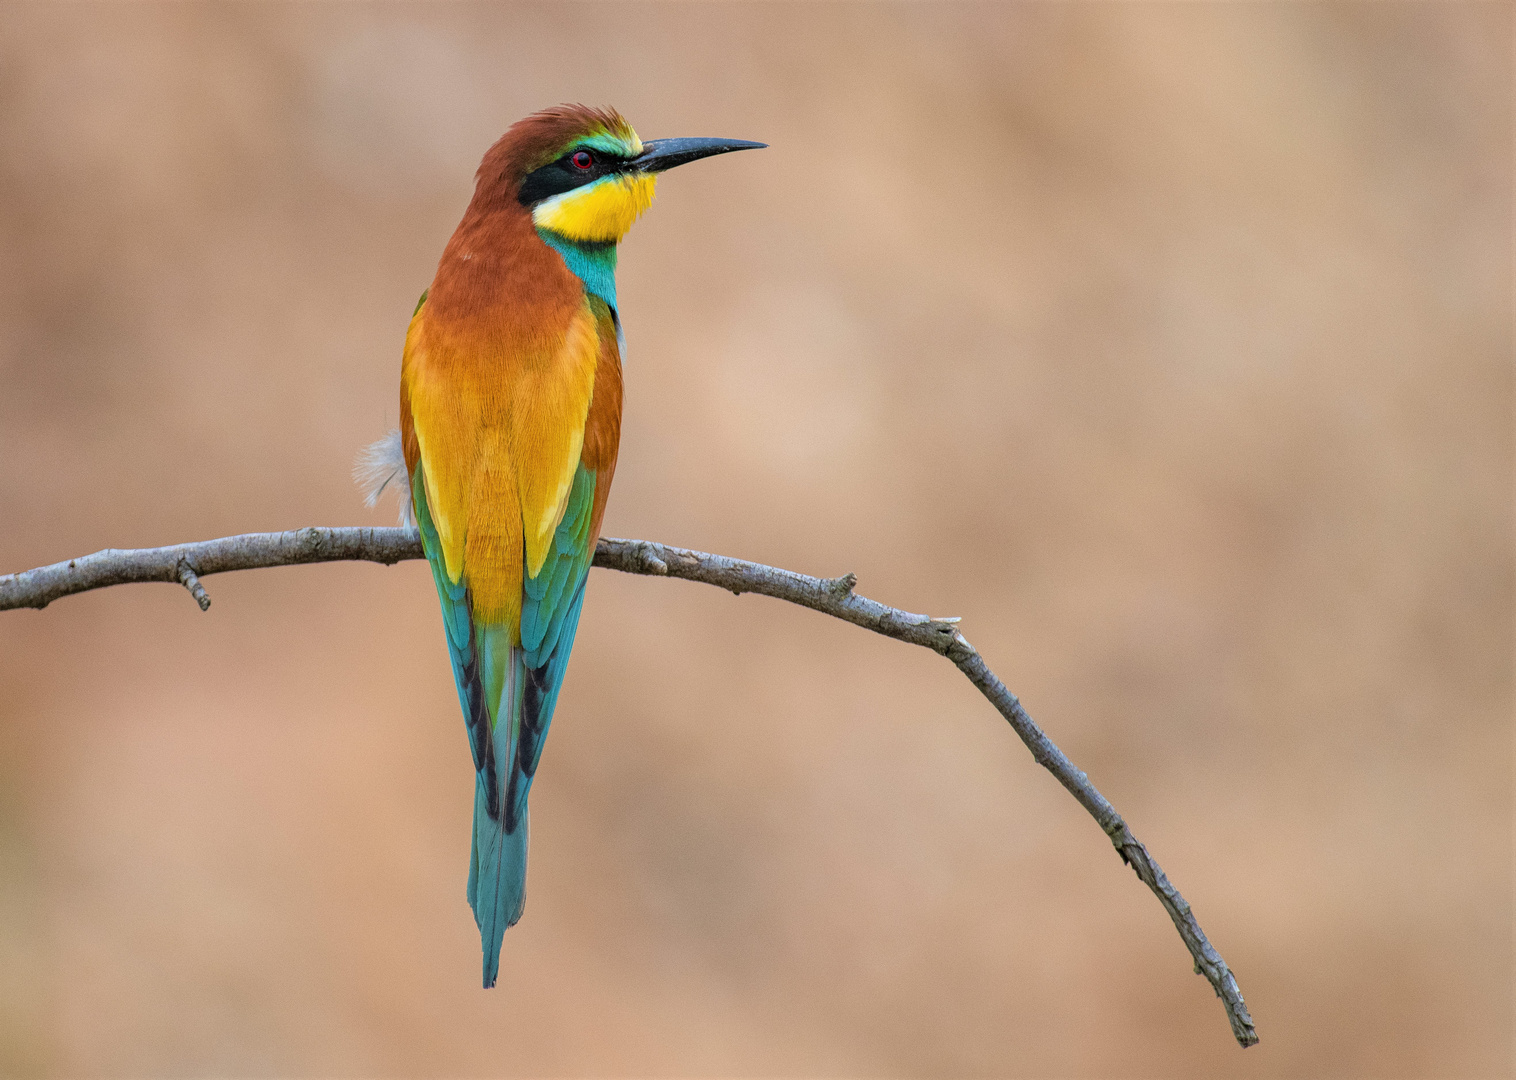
[0,3,1509,1076]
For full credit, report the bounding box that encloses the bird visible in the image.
[357,105,764,987]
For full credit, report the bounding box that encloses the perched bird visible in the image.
[358,105,763,987]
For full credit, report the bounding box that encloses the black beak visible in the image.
[634,137,767,173]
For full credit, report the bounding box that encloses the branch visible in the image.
[0,526,1258,1047]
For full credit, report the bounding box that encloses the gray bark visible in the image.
[1,526,1258,1047]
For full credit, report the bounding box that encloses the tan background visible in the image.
[0,3,1509,1076]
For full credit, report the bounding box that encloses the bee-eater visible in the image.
[364,105,763,987]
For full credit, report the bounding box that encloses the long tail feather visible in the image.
[471,777,528,988]
[470,640,528,987]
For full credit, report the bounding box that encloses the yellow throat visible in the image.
[531,172,658,244]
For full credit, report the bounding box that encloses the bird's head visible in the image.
[476,104,765,244]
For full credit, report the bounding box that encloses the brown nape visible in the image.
[469,104,633,210]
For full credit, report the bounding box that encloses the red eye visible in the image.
[571,151,593,170]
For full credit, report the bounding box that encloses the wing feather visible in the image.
[401,285,621,986]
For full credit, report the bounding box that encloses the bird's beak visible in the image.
[633,137,767,173]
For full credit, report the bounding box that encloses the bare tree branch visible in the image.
[0,525,1258,1047]
[0,527,422,611]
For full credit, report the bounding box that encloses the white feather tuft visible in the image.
[354,430,414,527]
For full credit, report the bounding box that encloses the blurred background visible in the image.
[0,3,1509,1076]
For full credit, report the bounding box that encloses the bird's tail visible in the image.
[467,769,528,989]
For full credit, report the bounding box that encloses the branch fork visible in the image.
[175,558,211,611]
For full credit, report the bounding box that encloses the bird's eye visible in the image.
[570,151,594,171]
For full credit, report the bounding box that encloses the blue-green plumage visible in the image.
[537,232,619,308]
[413,459,599,988]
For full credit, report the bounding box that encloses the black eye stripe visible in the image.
[517,148,631,206]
